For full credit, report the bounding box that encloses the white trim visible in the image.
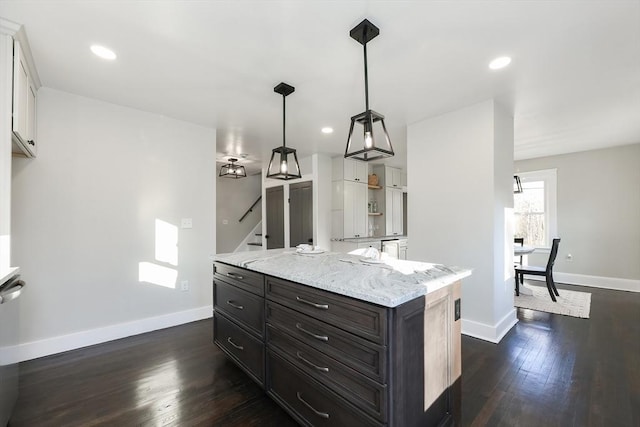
[527,272,640,293]
[9,306,213,363]
[461,308,518,343]
[0,18,21,36]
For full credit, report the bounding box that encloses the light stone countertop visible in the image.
[214,249,471,308]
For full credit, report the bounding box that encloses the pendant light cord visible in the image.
[282,94,286,149]
[363,42,369,111]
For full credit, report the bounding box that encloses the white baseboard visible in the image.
[11,305,213,363]
[461,308,518,344]
[526,272,640,293]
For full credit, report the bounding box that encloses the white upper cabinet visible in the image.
[12,39,38,157]
[384,166,402,188]
[332,157,368,183]
[385,187,404,236]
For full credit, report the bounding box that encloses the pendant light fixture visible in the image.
[266,82,302,180]
[514,175,523,193]
[344,19,394,162]
[219,158,247,179]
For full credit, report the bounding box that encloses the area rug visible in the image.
[514,285,591,318]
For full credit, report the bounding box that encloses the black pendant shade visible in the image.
[345,19,394,162]
[219,158,247,179]
[266,82,302,180]
[514,175,523,193]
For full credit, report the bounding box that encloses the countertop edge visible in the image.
[213,252,471,308]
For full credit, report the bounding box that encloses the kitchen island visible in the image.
[212,249,471,426]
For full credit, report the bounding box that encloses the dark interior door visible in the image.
[266,186,284,249]
[289,181,313,247]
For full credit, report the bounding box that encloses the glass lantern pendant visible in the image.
[344,19,394,162]
[219,158,247,179]
[266,82,302,180]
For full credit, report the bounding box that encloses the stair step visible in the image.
[247,242,263,246]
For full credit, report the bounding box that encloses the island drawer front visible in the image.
[266,301,387,383]
[214,312,264,385]
[265,275,387,345]
[267,324,387,422]
[214,262,264,296]
[214,280,264,338]
[267,351,383,427]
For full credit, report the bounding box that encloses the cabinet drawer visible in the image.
[266,275,387,345]
[267,351,382,427]
[214,280,264,338]
[214,312,264,385]
[268,324,387,422]
[214,262,264,296]
[267,301,386,383]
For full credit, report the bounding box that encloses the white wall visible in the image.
[313,154,332,250]
[216,173,261,253]
[11,88,216,359]
[516,143,640,291]
[407,100,516,343]
[0,33,13,276]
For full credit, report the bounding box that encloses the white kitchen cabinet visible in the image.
[385,187,403,236]
[332,157,368,183]
[332,179,368,239]
[344,180,368,238]
[11,39,37,157]
[385,166,402,188]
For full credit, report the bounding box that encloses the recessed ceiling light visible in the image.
[321,127,334,134]
[90,45,117,60]
[489,56,511,70]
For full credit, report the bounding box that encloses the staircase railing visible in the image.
[239,196,262,223]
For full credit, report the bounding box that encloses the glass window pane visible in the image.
[514,180,546,246]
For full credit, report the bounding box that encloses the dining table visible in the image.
[514,245,536,295]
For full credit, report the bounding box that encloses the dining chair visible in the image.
[514,237,524,266]
[515,238,561,302]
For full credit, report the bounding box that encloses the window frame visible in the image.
[514,168,557,252]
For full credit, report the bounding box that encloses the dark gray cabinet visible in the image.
[213,261,462,427]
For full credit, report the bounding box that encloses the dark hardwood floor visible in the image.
[10,282,639,426]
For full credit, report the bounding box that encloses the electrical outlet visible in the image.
[181,218,193,229]
[181,280,189,291]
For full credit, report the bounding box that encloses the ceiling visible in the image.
[2,1,639,174]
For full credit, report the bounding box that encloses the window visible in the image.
[514,169,557,249]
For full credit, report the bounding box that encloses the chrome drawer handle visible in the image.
[297,351,329,372]
[296,392,329,419]
[226,300,244,310]
[226,272,244,280]
[295,323,328,342]
[227,337,244,351]
[296,296,329,310]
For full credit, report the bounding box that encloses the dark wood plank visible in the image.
[10,319,295,427]
[462,282,640,427]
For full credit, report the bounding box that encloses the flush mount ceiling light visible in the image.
[514,175,523,193]
[344,19,394,162]
[266,82,302,180]
[489,56,511,70]
[219,158,247,179]
[321,127,334,134]
[90,44,117,60]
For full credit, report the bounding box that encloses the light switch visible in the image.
[181,218,193,229]
[222,219,229,225]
